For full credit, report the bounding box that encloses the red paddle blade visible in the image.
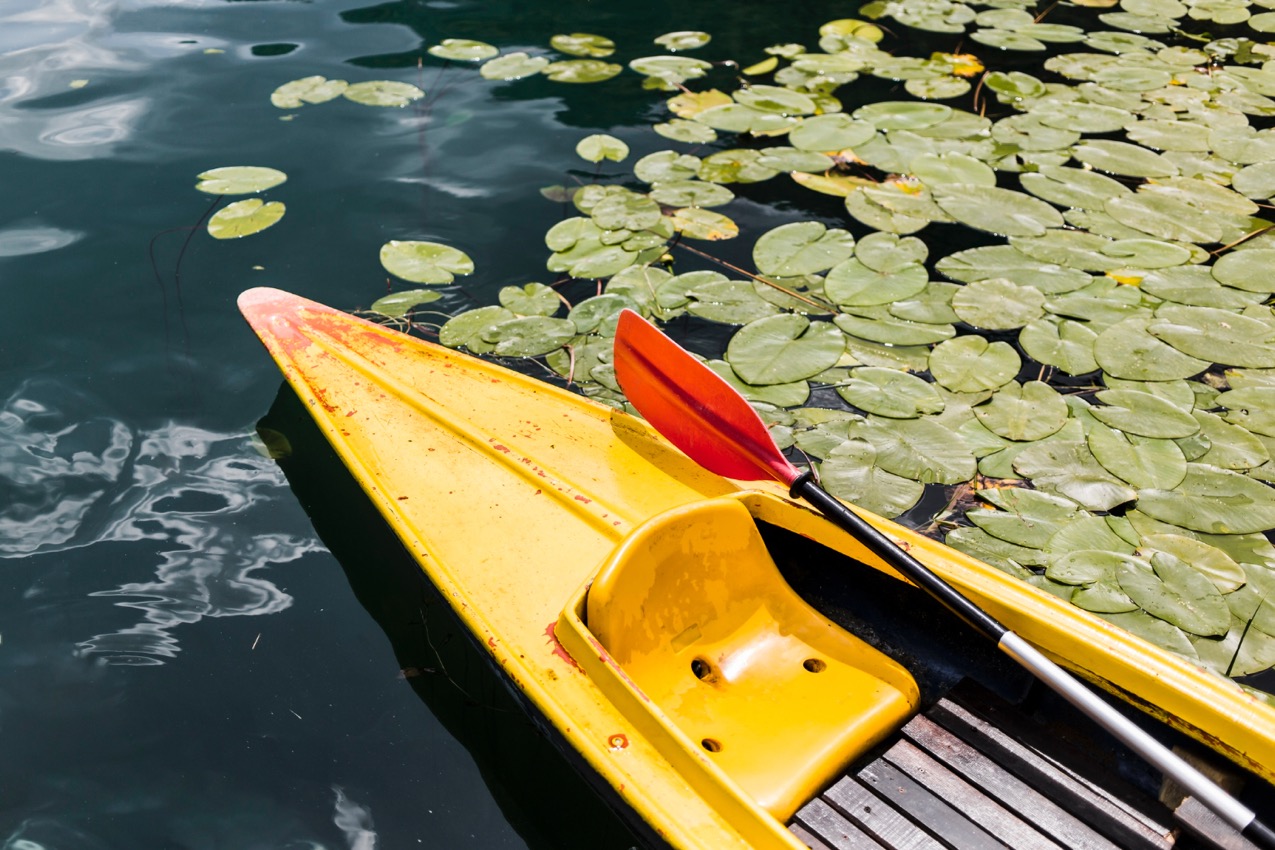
[613,309,802,486]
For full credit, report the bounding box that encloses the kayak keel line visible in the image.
[613,308,1275,849]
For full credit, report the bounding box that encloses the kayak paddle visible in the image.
[612,308,1275,850]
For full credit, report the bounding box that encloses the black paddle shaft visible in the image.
[794,471,1022,645]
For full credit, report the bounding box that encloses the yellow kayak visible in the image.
[240,287,1275,849]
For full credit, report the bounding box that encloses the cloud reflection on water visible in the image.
[0,379,323,665]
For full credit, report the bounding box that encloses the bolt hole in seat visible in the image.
[568,496,919,824]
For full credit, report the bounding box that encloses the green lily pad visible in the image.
[543,59,623,83]
[1048,549,1146,586]
[1104,194,1223,244]
[1148,304,1275,366]
[976,380,1069,442]
[946,526,1051,573]
[1014,439,1138,511]
[576,134,629,163]
[929,336,1021,392]
[1019,318,1100,375]
[834,310,956,346]
[836,367,944,418]
[591,192,662,231]
[428,39,499,61]
[1072,576,1141,614]
[1192,409,1269,470]
[550,33,616,58]
[668,208,739,241]
[1139,533,1246,593]
[933,185,1065,237]
[855,232,928,273]
[653,119,718,143]
[1212,250,1275,294]
[1232,161,1275,200]
[499,283,560,317]
[849,415,977,484]
[1087,422,1187,489]
[789,113,877,151]
[937,245,1092,294]
[952,278,1046,330]
[756,147,834,173]
[726,314,845,385]
[1118,552,1230,637]
[1090,389,1199,438]
[1219,387,1275,437]
[654,30,711,51]
[1020,165,1131,211]
[686,281,781,324]
[629,55,713,84]
[706,360,809,407]
[1072,139,1178,178]
[270,76,347,108]
[825,259,927,308]
[698,149,782,184]
[480,52,550,81]
[380,240,474,285]
[753,221,856,277]
[635,151,702,184]
[482,316,577,357]
[1139,463,1275,534]
[195,166,287,195]
[1101,610,1198,660]
[910,153,997,187]
[819,439,924,518]
[343,80,426,106]
[1138,266,1264,309]
[1093,316,1211,380]
[1192,619,1275,678]
[207,199,285,239]
[369,289,442,318]
[438,305,515,353]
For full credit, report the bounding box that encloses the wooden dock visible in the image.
[790,681,1260,850]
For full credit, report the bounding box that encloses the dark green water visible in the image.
[0,1,847,846]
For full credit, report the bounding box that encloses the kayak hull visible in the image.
[240,287,1275,848]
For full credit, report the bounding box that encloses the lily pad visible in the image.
[1090,389,1199,438]
[653,119,718,143]
[429,39,499,61]
[1072,139,1178,178]
[1093,316,1210,380]
[1087,422,1187,489]
[654,30,711,51]
[834,311,956,346]
[480,52,550,81]
[195,166,287,195]
[370,289,442,318]
[929,336,1021,392]
[543,60,623,83]
[1014,440,1138,511]
[482,316,577,357]
[726,314,845,385]
[952,278,1046,330]
[1212,250,1275,294]
[836,367,944,418]
[270,76,347,108]
[1148,304,1275,366]
[753,222,856,277]
[380,240,474,285]
[207,199,285,239]
[933,185,1065,237]
[576,134,629,163]
[1138,533,1246,593]
[975,380,1069,441]
[789,113,877,151]
[499,283,560,317]
[825,258,927,307]
[438,305,515,353]
[1118,552,1230,637]
[1139,464,1275,534]
[550,33,616,58]
[849,415,977,483]
[686,281,781,324]
[343,80,426,106]
[668,208,739,241]
[819,439,924,518]
[1019,318,1100,375]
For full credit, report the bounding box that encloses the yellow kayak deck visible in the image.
[240,287,1275,849]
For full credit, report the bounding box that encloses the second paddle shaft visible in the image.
[793,473,1275,849]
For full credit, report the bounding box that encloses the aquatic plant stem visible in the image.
[671,240,837,313]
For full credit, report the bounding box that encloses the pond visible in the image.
[5,0,1275,846]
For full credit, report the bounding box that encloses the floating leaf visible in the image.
[952,278,1046,330]
[1211,249,1275,294]
[790,113,877,151]
[1019,318,1099,375]
[1118,553,1230,637]
[576,134,629,163]
[635,151,702,184]
[369,289,442,318]
[1048,549,1145,586]
[753,221,856,277]
[1193,409,1269,470]
[836,367,944,418]
[1139,464,1275,534]
[550,33,616,58]
[849,416,977,483]
[629,55,713,84]
[568,294,637,334]
[1148,304,1275,366]
[207,199,285,239]
[480,52,550,80]
[1104,194,1223,243]
[825,258,927,307]
[649,181,734,208]
[929,336,1021,392]
[669,208,739,241]
[499,283,560,317]
[654,30,711,51]
[195,166,287,195]
[969,487,1082,549]
[1072,139,1178,178]
[947,526,1051,573]
[591,192,661,231]
[653,119,717,143]
[428,39,499,61]
[699,149,782,184]
[1087,422,1187,489]
[976,380,1069,441]
[1013,440,1137,511]
[270,76,347,108]
[1093,316,1210,380]
[834,310,955,345]
[343,80,426,106]
[1219,387,1275,437]
[438,305,515,353]
[482,316,577,357]
[1090,389,1199,439]
[937,245,1091,294]
[726,314,845,385]
[1138,534,1246,593]
[819,439,924,518]
[380,240,474,285]
[933,185,1064,237]
[1020,165,1131,210]
[686,281,781,324]
[543,59,623,83]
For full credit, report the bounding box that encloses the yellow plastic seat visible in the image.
[584,497,919,821]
